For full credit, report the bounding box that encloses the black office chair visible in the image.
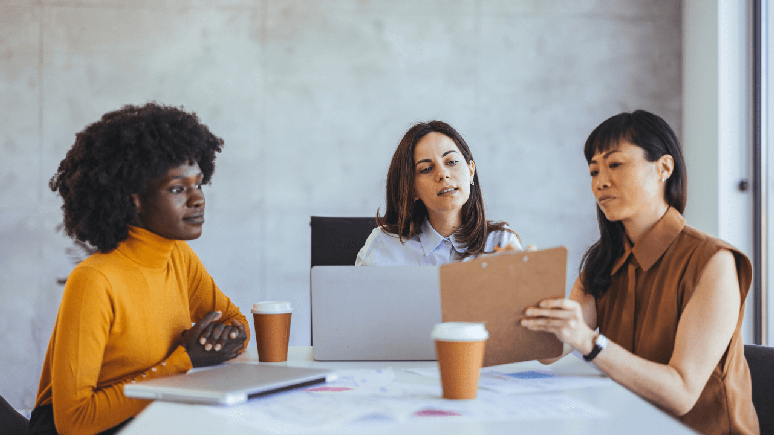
[0,394,28,435]
[309,216,377,267]
[744,344,774,435]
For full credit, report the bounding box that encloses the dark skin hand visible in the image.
[179,311,248,368]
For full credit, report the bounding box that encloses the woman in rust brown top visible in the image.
[521,110,759,435]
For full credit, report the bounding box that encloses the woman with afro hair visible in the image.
[29,102,250,435]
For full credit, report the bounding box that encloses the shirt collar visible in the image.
[419,217,466,257]
[611,236,633,276]
[611,207,685,275]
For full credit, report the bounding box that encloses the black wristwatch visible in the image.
[583,334,609,362]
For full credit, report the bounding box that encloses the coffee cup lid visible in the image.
[431,322,488,341]
[251,301,293,314]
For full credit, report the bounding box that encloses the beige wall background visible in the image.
[0,0,681,410]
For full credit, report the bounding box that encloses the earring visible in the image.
[661,178,667,182]
[470,180,475,186]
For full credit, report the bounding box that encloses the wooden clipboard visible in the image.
[439,246,567,367]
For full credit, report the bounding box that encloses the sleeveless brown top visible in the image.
[596,208,759,435]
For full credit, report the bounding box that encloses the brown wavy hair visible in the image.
[376,120,513,259]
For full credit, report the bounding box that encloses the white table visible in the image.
[121,346,696,434]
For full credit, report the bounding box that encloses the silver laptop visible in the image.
[311,266,442,361]
[123,362,336,405]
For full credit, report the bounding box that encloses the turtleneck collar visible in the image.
[116,225,176,270]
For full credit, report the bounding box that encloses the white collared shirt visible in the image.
[355,218,522,266]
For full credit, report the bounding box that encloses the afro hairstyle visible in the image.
[50,102,224,253]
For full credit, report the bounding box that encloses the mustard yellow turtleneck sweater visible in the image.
[35,226,250,434]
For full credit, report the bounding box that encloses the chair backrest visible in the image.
[310,216,377,267]
[0,394,29,435]
[744,344,774,435]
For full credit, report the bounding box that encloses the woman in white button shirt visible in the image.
[356,120,522,266]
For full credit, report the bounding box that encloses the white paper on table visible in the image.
[198,368,609,433]
[306,367,398,395]
[409,388,609,420]
[404,366,611,395]
[478,368,612,394]
[404,367,441,378]
[199,368,429,433]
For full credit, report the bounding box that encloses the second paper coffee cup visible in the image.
[432,322,488,400]
[251,301,293,362]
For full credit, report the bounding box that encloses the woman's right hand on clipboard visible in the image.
[493,243,537,253]
[520,298,596,356]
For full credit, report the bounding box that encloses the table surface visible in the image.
[121,346,696,435]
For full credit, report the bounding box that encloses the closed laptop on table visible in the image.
[123,362,335,406]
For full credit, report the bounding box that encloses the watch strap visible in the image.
[583,334,609,362]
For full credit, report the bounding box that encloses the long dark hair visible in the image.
[580,110,687,298]
[376,120,512,258]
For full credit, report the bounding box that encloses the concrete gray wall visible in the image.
[0,0,681,410]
